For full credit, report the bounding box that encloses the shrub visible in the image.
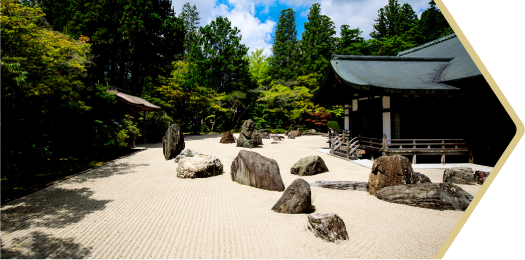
[271,129,286,134]
[327,121,340,130]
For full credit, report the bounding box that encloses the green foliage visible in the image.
[335,25,367,55]
[300,3,336,83]
[271,129,286,134]
[370,0,418,40]
[327,121,341,130]
[269,8,299,80]
[418,0,453,44]
[248,48,270,83]
[179,2,201,58]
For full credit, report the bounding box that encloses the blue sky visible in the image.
[171,0,432,56]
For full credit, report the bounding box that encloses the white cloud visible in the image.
[319,0,431,38]
[213,1,276,57]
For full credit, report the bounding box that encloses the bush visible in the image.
[271,129,286,134]
[327,121,340,130]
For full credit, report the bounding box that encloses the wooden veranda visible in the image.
[328,129,473,164]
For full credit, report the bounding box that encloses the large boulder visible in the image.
[443,167,476,185]
[310,181,368,191]
[291,156,329,176]
[307,213,349,243]
[376,183,474,211]
[174,149,199,163]
[220,131,236,144]
[230,150,285,191]
[368,155,414,195]
[474,170,490,185]
[236,119,262,148]
[272,178,313,214]
[176,154,223,179]
[163,124,185,160]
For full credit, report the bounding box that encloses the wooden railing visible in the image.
[327,129,472,164]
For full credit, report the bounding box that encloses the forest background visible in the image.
[2,0,452,159]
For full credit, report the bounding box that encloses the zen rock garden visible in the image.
[161,123,483,244]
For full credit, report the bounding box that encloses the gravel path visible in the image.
[1,135,479,258]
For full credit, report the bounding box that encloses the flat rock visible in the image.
[162,124,185,160]
[376,182,474,211]
[288,134,295,139]
[368,155,414,195]
[176,154,223,179]
[443,167,476,185]
[310,181,368,191]
[272,179,313,214]
[291,156,329,176]
[230,150,285,191]
[307,213,349,242]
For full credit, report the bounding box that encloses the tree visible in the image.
[40,0,185,95]
[269,8,299,81]
[418,0,452,44]
[335,24,367,55]
[370,0,418,40]
[247,48,270,84]
[1,0,93,156]
[179,2,201,58]
[299,3,336,82]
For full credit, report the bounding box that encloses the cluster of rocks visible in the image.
[367,155,476,211]
[160,124,345,243]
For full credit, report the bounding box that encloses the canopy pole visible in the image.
[144,110,147,144]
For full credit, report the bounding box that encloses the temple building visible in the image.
[314,34,515,166]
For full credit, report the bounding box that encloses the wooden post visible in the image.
[346,139,350,158]
[441,154,446,165]
[469,152,474,164]
[412,154,417,164]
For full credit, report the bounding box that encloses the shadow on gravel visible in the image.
[1,231,90,259]
[70,161,150,183]
[1,187,111,233]
[183,134,222,141]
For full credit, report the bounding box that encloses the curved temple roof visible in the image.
[108,87,161,111]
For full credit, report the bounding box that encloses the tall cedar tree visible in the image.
[418,0,452,44]
[41,0,185,95]
[370,0,418,40]
[300,3,336,84]
[269,8,299,81]
[179,2,200,58]
[336,24,366,55]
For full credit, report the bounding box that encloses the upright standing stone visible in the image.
[230,150,285,191]
[368,155,414,195]
[236,119,262,148]
[163,124,185,160]
[220,131,236,144]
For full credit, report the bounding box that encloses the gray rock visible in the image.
[413,172,432,184]
[443,167,476,185]
[236,119,262,148]
[272,135,284,141]
[288,134,295,139]
[261,132,271,139]
[310,181,368,191]
[272,179,313,214]
[368,155,414,195]
[176,154,223,179]
[307,213,349,242]
[291,156,329,176]
[230,150,285,191]
[376,182,474,211]
[289,130,301,137]
[162,124,185,160]
[474,170,490,185]
[174,149,199,163]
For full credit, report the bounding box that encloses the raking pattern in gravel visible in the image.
[1,135,479,259]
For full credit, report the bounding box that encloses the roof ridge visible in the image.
[397,33,457,57]
[332,55,453,62]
